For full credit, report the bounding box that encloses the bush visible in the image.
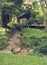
[38,44,47,55]
[33,36,47,55]
[30,36,40,47]
[19,36,40,49]
[19,36,29,48]
[0,39,8,50]
[18,35,47,55]
[38,37,47,55]
[9,22,16,29]
[16,22,24,31]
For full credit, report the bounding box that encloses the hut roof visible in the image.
[18,12,31,19]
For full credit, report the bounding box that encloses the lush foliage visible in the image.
[0,0,45,29]
[16,28,47,55]
[0,0,47,57]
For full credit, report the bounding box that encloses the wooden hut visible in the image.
[18,12,31,25]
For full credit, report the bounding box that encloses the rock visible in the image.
[11,47,21,54]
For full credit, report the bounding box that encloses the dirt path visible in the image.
[0,31,21,53]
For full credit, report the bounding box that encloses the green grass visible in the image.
[23,28,47,38]
[0,53,47,65]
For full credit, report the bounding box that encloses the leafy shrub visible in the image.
[0,39,8,50]
[38,37,47,55]
[33,36,47,55]
[18,35,47,55]
[16,22,24,31]
[38,44,47,55]
[30,36,40,47]
[9,22,16,29]
[19,36,30,48]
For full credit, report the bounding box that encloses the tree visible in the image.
[1,0,23,29]
[1,2,14,29]
[39,0,47,32]
[26,1,44,26]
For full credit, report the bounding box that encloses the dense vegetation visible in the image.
[0,0,47,53]
[16,28,47,55]
[0,0,47,65]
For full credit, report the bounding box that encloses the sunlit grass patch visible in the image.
[0,53,47,65]
[23,28,47,38]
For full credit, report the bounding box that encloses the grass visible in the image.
[0,53,47,65]
[23,28,47,38]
